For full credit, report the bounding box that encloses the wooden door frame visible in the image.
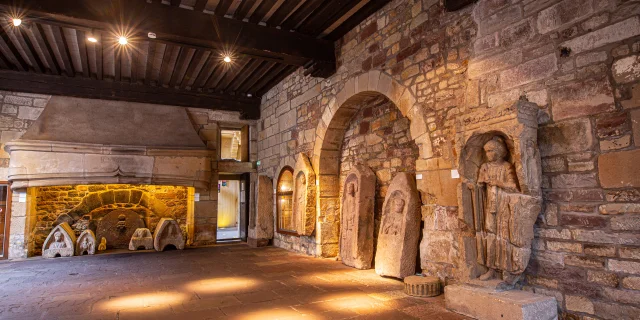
[1,182,12,260]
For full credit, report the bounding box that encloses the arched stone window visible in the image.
[276,167,296,234]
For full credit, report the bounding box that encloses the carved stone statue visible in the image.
[42,222,76,258]
[76,229,97,255]
[340,165,375,269]
[467,136,538,289]
[375,173,421,279]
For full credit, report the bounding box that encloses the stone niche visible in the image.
[29,184,190,256]
[455,100,543,280]
[293,153,316,236]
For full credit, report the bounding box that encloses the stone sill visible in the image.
[5,140,214,157]
[217,161,256,173]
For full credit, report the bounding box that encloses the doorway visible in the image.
[0,183,11,260]
[217,174,249,241]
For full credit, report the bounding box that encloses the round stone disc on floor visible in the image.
[404,275,442,297]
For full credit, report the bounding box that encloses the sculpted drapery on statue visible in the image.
[467,136,536,289]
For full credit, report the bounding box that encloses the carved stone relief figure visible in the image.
[375,173,421,279]
[96,209,145,249]
[248,175,274,247]
[42,222,76,258]
[466,136,540,290]
[340,165,375,269]
[292,153,316,236]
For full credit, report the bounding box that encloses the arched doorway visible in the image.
[311,70,432,258]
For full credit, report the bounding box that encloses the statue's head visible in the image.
[392,198,405,214]
[483,136,508,162]
[54,231,62,242]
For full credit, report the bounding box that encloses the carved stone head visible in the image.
[392,198,405,214]
[54,231,62,242]
[483,136,508,162]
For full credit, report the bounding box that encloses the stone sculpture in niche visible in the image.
[96,209,145,249]
[42,222,76,258]
[292,153,316,236]
[153,218,185,251]
[467,136,534,288]
[375,173,421,279]
[340,165,375,269]
[129,228,154,250]
[76,230,97,255]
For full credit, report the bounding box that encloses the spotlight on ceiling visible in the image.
[12,18,21,27]
[118,36,128,45]
[87,37,98,43]
[223,56,231,63]
[247,93,252,97]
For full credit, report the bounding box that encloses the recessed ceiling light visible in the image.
[247,93,252,97]
[118,36,128,45]
[12,18,21,27]
[87,37,97,43]
[223,56,231,63]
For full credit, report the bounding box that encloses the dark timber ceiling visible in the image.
[0,0,392,119]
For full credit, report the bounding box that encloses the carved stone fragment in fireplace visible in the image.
[129,228,154,251]
[76,230,97,255]
[96,209,145,250]
[154,218,185,251]
[42,222,76,258]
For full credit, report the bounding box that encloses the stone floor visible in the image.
[0,244,469,320]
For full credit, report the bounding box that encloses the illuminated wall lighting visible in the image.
[223,56,231,63]
[12,18,21,26]
[118,36,128,45]
[87,37,98,43]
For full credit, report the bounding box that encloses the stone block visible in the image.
[608,260,640,274]
[76,229,96,255]
[549,77,615,121]
[566,295,594,314]
[500,54,557,89]
[598,149,640,188]
[251,175,274,241]
[537,0,593,34]
[340,165,375,270]
[613,54,640,84]
[551,173,597,188]
[445,284,557,320]
[129,228,153,250]
[561,17,640,54]
[538,118,593,157]
[418,169,459,206]
[468,49,522,79]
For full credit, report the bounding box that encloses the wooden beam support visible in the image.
[0,0,334,68]
[325,0,392,41]
[0,69,261,119]
[193,0,209,12]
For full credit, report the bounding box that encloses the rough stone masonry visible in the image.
[257,0,640,318]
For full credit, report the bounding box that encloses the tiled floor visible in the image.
[0,244,469,320]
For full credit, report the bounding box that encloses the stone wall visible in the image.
[257,0,640,318]
[339,95,419,244]
[30,184,189,256]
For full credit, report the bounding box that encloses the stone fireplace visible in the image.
[5,96,215,258]
[29,184,193,256]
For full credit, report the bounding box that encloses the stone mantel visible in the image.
[5,140,214,191]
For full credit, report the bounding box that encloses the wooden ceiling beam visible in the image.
[214,0,235,17]
[325,0,391,41]
[280,0,324,30]
[0,69,261,119]
[248,0,278,24]
[193,0,209,12]
[75,29,90,77]
[29,23,59,74]
[0,0,334,68]
[238,60,274,93]
[50,26,74,76]
[0,26,29,71]
[266,0,302,27]
[234,0,257,19]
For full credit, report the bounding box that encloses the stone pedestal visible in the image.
[445,284,558,320]
[404,275,441,297]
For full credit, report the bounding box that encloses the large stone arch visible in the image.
[311,70,433,257]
